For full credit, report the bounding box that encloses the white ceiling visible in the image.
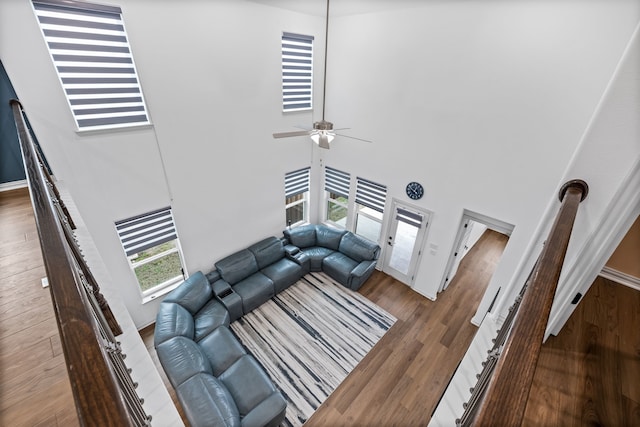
[245,0,428,17]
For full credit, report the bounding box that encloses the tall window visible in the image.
[285,167,310,227]
[324,166,350,228]
[115,207,186,299]
[32,0,150,131]
[282,32,313,112]
[355,177,387,243]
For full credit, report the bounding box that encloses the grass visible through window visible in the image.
[134,252,182,292]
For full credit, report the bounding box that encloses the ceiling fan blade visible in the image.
[335,133,373,143]
[273,130,312,139]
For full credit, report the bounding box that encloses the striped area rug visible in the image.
[230,272,396,427]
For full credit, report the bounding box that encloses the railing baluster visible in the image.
[10,99,149,426]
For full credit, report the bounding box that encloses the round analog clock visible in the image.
[406,182,424,200]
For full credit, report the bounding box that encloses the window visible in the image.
[115,207,186,299]
[282,32,313,112]
[285,167,310,227]
[324,166,350,228]
[355,177,387,243]
[32,0,150,131]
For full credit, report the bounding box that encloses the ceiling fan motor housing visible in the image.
[313,120,334,131]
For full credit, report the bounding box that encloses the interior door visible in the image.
[382,202,430,285]
[443,219,474,290]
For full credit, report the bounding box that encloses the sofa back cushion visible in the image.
[156,336,213,388]
[339,232,381,262]
[283,224,316,248]
[176,373,241,427]
[155,302,195,345]
[315,225,348,251]
[163,271,212,315]
[216,249,259,285]
[248,237,285,269]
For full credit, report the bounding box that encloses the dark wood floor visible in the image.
[0,188,79,426]
[4,186,637,426]
[524,276,640,426]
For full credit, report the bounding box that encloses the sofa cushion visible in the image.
[239,392,287,427]
[300,246,335,271]
[261,258,305,293]
[248,237,285,269]
[283,224,316,248]
[154,302,195,345]
[315,225,347,251]
[176,373,240,427]
[338,232,380,263]
[322,252,359,286]
[198,326,247,376]
[156,336,212,388]
[163,271,213,315]
[219,355,281,417]
[232,273,275,314]
[216,249,259,285]
[193,299,231,342]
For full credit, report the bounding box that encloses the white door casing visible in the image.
[382,200,431,286]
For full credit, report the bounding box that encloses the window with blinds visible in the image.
[324,166,350,227]
[32,0,150,131]
[282,32,313,112]
[285,167,311,227]
[115,207,185,297]
[356,177,387,214]
[355,177,387,243]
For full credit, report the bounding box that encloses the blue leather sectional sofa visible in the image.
[154,225,380,427]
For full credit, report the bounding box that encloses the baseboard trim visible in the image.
[599,266,640,291]
[0,180,27,192]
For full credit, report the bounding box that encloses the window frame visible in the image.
[281,32,314,112]
[285,167,311,227]
[115,207,187,302]
[354,176,388,243]
[323,166,351,229]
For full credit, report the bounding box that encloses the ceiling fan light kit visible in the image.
[273,0,371,149]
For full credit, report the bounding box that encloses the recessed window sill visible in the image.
[141,280,182,305]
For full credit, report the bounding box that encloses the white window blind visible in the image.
[324,166,350,198]
[115,207,177,257]
[356,177,387,213]
[32,0,150,130]
[396,207,424,228]
[285,167,311,198]
[282,32,313,112]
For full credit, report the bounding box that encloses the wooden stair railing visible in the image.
[464,179,588,426]
[10,99,150,426]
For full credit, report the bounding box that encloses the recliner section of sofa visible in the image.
[155,271,286,427]
[283,224,381,290]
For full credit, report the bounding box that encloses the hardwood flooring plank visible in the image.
[525,277,640,426]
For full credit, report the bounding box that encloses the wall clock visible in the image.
[406,182,424,200]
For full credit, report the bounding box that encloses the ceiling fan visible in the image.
[273,0,371,149]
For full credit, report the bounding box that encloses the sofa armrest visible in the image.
[212,279,233,298]
[348,260,377,290]
[284,244,300,257]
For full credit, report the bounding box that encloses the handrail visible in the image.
[471,179,588,426]
[10,99,149,426]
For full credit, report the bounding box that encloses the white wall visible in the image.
[319,0,640,321]
[2,0,638,329]
[0,0,324,327]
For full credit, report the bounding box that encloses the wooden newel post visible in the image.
[473,179,588,427]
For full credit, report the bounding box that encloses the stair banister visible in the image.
[472,179,588,426]
[10,99,146,426]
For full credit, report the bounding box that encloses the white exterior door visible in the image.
[382,202,430,285]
